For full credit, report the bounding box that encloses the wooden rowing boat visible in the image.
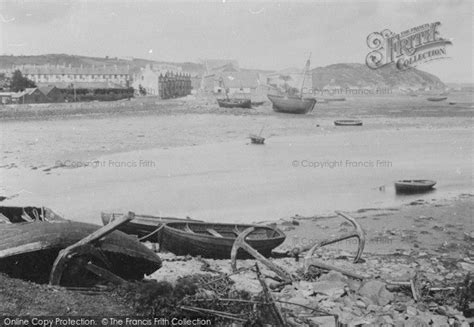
[0,207,161,285]
[159,221,286,259]
[101,212,202,241]
[334,119,363,126]
[217,98,252,109]
[394,180,436,194]
[268,94,316,114]
[426,96,447,102]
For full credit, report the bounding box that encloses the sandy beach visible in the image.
[1,94,473,324]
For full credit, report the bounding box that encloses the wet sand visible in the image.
[0,94,472,223]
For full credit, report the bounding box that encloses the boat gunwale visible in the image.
[395,179,436,185]
[163,222,285,242]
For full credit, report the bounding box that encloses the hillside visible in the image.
[0,55,446,90]
[0,54,205,76]
[311,63,445,90]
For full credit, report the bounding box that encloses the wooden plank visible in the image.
[207,228,224,238]
[85,262,126,285]
[184,224,195,233]
[0,213,11,224]
[0,241,45,258]
[49,212,135,285]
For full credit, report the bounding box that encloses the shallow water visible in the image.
[2,127,472,224]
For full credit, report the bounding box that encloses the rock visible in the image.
[355,300,367,309]
[403,316,429,327]
[458,261,474,272]
[358,280,394,306]
[318,270,348,283]
[312,281,346,299]
[428,315,448,326]
[367,304,380,312]
[286,296,312,313]
[307,316,337,327]
[406,305,417,316]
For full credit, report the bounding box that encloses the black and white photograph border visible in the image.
[0,0,472,326]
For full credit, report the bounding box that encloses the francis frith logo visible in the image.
[366,22,452,70]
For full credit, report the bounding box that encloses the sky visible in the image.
[0,0,472,83]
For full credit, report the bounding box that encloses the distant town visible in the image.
[0,54,470,105]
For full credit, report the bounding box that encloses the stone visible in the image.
[307,316,337,327]
[404,316,429,327]
[367,304,380,312]
[358,280,394,306]
[312,281,346,299]
[458,261,474,272]
[318,270,348,283]
[406,305,417,316]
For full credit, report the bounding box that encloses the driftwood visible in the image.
[179,305,247,322]
[231,227,293,282]
[255,263,287,327]
[304,258,367,280]
[49,212,135,285]
[85,262,126,285]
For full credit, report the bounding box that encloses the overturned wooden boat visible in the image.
[159,221,285,259]
[101,212,202,241]
[0,208,161,285]
[426,96,447,102]
[217,98,252,109]
[268,94,316,114]
[394,180,436,194]
[334,119,363,126]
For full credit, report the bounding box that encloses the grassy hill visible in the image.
[0,54,205,75]
[311,63,445,90]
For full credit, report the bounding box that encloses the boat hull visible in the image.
[394,180,436,194]
[217,99,252,109]
[268,94,316,114]
[0,220,162,284]
[101,212,201,241]
[427,97,447,102]
[334,120,363,126]
[159,222,285,259]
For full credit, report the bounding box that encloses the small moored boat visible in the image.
[334,119,363,126]
[251,101,265,107]
[426,96,447,102]
[268,54,316,114]
[394,180,436,194]
[217,98,252,109]
[159,221,286,259]
[268,94,316,114]
[249,134,265,144]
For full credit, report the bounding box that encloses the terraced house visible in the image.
[0,64,130,88]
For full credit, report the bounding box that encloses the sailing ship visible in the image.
[268,54,317,114]
[216,76,252,109]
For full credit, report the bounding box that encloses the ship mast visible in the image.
[299,52,311,98]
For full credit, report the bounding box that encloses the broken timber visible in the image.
[231,227,294,282]
[49,212,135,285]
